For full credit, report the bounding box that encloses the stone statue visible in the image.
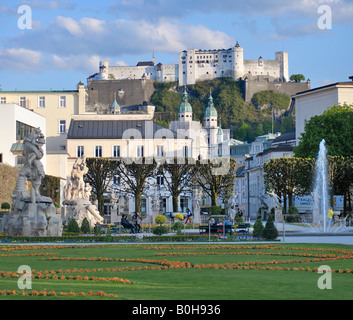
[64,156,89,201]
[3,128,63,237]
[62,156,104,229]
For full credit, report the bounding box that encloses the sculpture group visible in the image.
[62,156,104,229]
[2,129,103,236]
[3,128,63,236]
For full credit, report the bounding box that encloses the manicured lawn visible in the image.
[0,243,353,300]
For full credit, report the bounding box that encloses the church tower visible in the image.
[204,92,219,147]
[178,88,193,128]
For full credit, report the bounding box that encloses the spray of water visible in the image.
[310,139,347,233]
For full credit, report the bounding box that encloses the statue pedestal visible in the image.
[62,198,104,229]
[111,208,119,224]
[193,207,201,224]
[4,197,63,237]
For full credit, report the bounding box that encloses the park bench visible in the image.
[199,224,233,235]
[235,223,250,235]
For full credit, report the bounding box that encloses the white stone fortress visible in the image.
[90,42,289,86]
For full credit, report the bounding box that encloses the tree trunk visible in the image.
[135,190,142,217]
[172,195,179,212]
[211,191,217,207]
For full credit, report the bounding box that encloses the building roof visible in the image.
[293,81,353,97]
[67,120,179,139]
[178,89,193,113]
[271,131,295,144]
[136,61,154,67]
[204,94,218,117]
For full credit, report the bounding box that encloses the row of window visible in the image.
[76,145,190,158]
[0,96,68,108]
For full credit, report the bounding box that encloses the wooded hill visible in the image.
[151,78,295,142]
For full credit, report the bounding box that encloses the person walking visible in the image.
[185,208,192,224]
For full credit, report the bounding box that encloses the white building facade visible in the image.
[0,104,46,168]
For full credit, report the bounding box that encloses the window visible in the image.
[59,145,66,151]
[156,175,164,186]
[141,199,147,213]
[113,175,121,185]
[16,121,34,142]
[19,97,26,108]
[113,145,120,158]
[0,97,6,104]
[137,145,144,158]
[59,120,66,133]
[156,146,164,157]
[77,146,84,157]
[180,198,189,213]
[184,146,189,158]
[38,96,45,108]
[95,146,102,158]
[0,153,2,163]
[59,96,66,108]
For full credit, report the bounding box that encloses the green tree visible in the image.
[329,156,353,214]
[262,214,278,240]
[252,217,264,238]
[290,74,306,82]
[80,217,90,234]
[295,104,353,158]
[264,158,315,213]
[68,219,80,234]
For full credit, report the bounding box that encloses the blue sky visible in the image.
[0,0,352,91]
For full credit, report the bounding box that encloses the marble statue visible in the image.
[3,128,63,237]
[62,156,104,229]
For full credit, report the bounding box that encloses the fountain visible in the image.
[309,139,347,233]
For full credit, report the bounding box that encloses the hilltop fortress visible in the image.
[88,42,310,104]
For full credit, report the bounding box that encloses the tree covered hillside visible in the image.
[151,78,295,142]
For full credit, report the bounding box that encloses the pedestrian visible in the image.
[328,207,334,226]
[121,214,136,234]
[185,208,192,224]
[132,212,141,233]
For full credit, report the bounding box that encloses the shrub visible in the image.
[210,205,222,215]
[252,218,264,238]
[155,215,167,225]
[172,222,184,235]
[288,206,299,215]
[1,202,10,210]
[153,225,169,235]
[262,214,278,240]
[175,213,184,220]
[68,219,80,234]
[80,218,90,234]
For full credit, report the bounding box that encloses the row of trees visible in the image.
[84,157,238,216]
[264,156,353,214]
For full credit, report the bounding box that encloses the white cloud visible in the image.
[8,16,234,57]
[52,54,100,73]
[0,47,42,72]
[56,16,83,36]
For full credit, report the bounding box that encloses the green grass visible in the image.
[0,243,353,300]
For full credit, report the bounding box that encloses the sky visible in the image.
[0,0,352,91]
